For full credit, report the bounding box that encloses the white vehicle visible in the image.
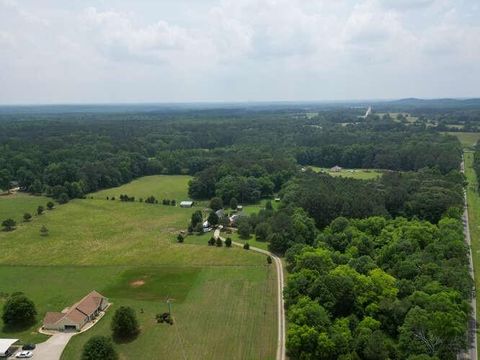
[16,351,33,358]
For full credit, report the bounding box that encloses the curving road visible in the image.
[214,229,286,360]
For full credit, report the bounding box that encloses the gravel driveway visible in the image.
[33,332,75,360]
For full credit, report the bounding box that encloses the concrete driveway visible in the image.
[33,332,75,360]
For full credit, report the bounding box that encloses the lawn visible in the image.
[0,193,51,224]
[91,175,192,202]
[446,132,480,149]
[0,176,278,359]
[463,151,480,349]
[309,166,382,180]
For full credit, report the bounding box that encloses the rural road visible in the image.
[214,229,286,360]
[460,157,478,360]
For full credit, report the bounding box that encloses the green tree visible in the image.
[207,211,219,226]
[225,237,232,247]
[57,193,70,204]
[2,293,37,326]
[243,242,250,250]
[111,306,140,339]
[265,200,273,211]
[255,222,271,241]
[191,210,203,227]
[230,197,238,210]
[216,237,223,247]
[37,205,44,215]
[46,201,55,210]
[177,234,184,243]
[23,213,32,222]
[237,218,251,239]
[1,218,16,231]
[29,180,43,194]
[81,336,118,360]
[209,197,223,211]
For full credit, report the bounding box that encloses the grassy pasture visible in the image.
[0,193,51,224]
[0,176,277,359]
[309,166,382,180]
[91,175,192,202]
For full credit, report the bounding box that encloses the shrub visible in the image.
[177,234,184,243]
[243,242,250,250]
[81,336,118,360]
[37,205,44,215]
[111,306,139,339]
[23,213,32,222]
[1,218,16,231]
[216,237,223,247]
[208,237,216,246]
[225,237,232,247]
[40,225,49,236]
[267,255,273,264]
[46,201,55,210]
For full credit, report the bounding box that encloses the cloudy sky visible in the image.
[0,0,479,104]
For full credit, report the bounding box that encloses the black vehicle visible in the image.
[21,344,35,351]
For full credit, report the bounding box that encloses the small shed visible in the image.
[180,201,194,208]
[330,165,342,172]
[0,338,18,357]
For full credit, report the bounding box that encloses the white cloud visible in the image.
[0,0,479,103]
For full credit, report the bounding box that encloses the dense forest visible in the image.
[284,215,471,359]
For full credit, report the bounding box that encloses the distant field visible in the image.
[0,193,51,224]
[0,176,277,359]
[446,132,480,148]
[309,166,382,180]
[91,175,192,202]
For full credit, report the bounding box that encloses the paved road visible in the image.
[459,156,478,360]
[214,229,286,360]
[33,332,75,360]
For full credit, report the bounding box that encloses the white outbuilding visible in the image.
[0,338,18,357]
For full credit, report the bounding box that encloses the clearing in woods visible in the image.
[309,166,383,180]
[0,175,277,360]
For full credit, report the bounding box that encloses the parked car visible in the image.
[16,351,33,358]
[22,344,35,351]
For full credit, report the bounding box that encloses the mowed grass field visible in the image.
[92,175,192,201]
[0,176,277,360]
[0,192,51,223]
[309,166,383,180]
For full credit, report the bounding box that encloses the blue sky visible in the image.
[0,0,479,104]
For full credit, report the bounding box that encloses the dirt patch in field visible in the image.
[130,279,146,287]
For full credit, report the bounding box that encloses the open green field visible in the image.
[0,176,277,359]
[463,151,480,349]
[447,132,480,148]
[91,175,192,202]
[309,166,382,180]
[0,193,51,224]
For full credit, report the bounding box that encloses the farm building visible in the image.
[215,209,225,218]
[330,165,342,172]
[43,290,108,331]
[180,201,194,208]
